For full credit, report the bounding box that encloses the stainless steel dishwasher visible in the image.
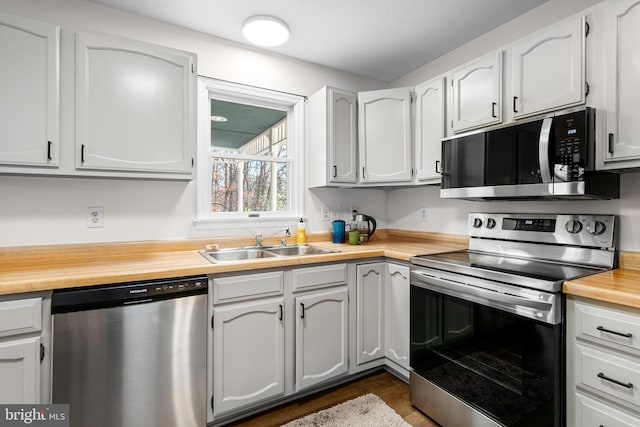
[52,276,207,427]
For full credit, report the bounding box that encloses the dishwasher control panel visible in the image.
[52,276,208,313]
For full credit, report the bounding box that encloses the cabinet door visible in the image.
[295,288,348,391]
[76,32,195,176]
[0,337,40,403]
[385,263,409,370]
[414,77,445,183]
[328,88,357,184]
[213,298,284,415]
[451,52,502,133]
[602,0,640,162]
[0,13,59,167]
[512,16,585,119]
[356,263,385,365]
[358,87,413,183]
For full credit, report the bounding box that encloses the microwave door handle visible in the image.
[539,117,553,183]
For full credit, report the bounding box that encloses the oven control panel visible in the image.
[468,213,616,247]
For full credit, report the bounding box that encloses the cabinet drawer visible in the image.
[292,264,347,292]
[575,301,640,353]
[575,392,639,427]
[576,343,640,408]
[0,298,42,338]
[213,271,283,303]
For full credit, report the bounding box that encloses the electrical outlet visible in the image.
[87,207,104,228]
[320,205,330,222]
[419,208,428,222]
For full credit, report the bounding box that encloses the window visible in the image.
[196,78,304,227]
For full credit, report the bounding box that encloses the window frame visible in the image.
[195,77,304,229]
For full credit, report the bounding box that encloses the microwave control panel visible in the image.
[554,108,594,181]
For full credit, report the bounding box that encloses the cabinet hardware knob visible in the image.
[435,160,441,174]
[81,144,86,163]
[597,325,632,338]
[47,141,52,161]
[279,304,283,321]
[300,303,305,319]
[491,102,497,118]
[333,165,337,178]
[513,96,518,113]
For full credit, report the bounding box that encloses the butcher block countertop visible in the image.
[563,252,640,309]
[0,230,468,296]
[2,229,639,309]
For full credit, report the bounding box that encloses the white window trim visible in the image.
[195,77,304,229]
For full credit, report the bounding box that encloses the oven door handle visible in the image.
[411,271,557,322]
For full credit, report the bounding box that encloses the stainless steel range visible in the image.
[409,213,617,427]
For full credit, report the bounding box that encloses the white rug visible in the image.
[281,393,411,427]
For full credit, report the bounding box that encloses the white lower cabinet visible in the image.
[0,294,50,404]
[355,263,385,365]
[0,337,41,403]
[567,296,640,426]
[295,287,349,391]
[384,263,410,372]
[209,260,414,421]
[212,297,285,416]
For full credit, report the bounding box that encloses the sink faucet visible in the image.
[252,228,291,247]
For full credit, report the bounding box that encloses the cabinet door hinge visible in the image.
[585,82,590,97]
[585,21,590,37]
[40,343,45,363]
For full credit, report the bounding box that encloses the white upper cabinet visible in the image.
[450,51,502,133]
[76,31,195,177]
[414,77,445,184]
[307,86,357,187]
[0,13,59,168]
[601,0,640,164]
[358,87,413,184]
[511,16,586,119]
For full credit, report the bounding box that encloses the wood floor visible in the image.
[226,371,440,427]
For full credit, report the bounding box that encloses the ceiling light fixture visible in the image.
[242,15,290,47]
[210,115,228,122]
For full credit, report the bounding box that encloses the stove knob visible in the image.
[586,220,606,236]
[486,218,496,229]
[472,218,483,228]
[565,220,583,234]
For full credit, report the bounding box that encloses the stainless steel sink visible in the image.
[199,248,279,263]
[265,245,337,256]
[199,245,338,263]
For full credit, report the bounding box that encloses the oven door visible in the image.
[410,269,564,427]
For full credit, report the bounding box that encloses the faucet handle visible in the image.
[205,244,219,251]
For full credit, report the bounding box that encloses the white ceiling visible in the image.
[90,0,549,82]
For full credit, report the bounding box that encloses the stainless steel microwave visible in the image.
[440,108,620,200]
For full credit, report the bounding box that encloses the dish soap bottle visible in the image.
[297,218,306,245]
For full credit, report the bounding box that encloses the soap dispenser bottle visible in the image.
[296,218,306,245]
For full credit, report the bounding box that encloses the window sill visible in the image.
[193,215,302,230]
